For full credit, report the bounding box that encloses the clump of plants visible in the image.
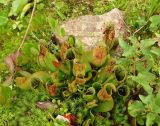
[1,0,160,125]
[1,14,160,126]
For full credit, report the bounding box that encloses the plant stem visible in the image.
[17,0,37,52]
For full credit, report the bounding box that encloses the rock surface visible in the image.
[60,8,127,50]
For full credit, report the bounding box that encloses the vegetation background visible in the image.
[1,0,160,126]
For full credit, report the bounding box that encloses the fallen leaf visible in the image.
[36,101,54,110]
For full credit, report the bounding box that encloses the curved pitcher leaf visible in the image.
[75,77,87,85]
[16,77,31,90]
[117,85,130,98]
[31,71,52,84]
[114,65,127,83]
[91,46,108,67]
[60,43,69,60]
[62,90,71,97]
[68,81,77,93]
[65,48,75,60]
[92,82,101,91]
[83,87,96,101]
[94,98,114,112]
[38,45,58,72]
[73,61,86,78]
[97,83,116,101]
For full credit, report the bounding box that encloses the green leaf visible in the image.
[118,38,136,57]
[136,55,154,72]
[150,101,160,114]
[145,55,154,71]
[55,1,64,9]
[142,48,153,56]
[155,92,160,106]
[94,99,114,112]
[150,47,160,57]
[123,46,136,57]
[9,0,28,16]
[22,42,39,57]
[56,10,66,20]
[119,38,129,50]
[149,15,160,25]
[0,85,12,105]
[136,115,145,125]
[131,71,155,94]
[128,100,144,117]
[48,18,59,29]
[0,15,8,26]
[75,39,84,54]
[146,113,156,126]
[141,39,156,49]
[149,15,160,31]
[135,61,146,72]
[60,28,65,36]
[139,95,153,104]
[0,0,10,5]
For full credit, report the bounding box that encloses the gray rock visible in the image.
[60,8,127,50]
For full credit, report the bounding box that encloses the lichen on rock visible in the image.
[60,8,127,50]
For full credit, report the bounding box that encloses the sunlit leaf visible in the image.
[150,47,160,57]
[131,71,156,94]
[146,113,156,126]
[119,38,129,50]
[139,94,153,104]
[9,0,28,16]
[119,38,136,57]
[141,39,156,49]
[48,18,59,29]
[0,15,8,26]
[128,100,144,117]
[149,15,160,31]
[155,92,160,106]
[56,10,66,20]
[0,0,10,5]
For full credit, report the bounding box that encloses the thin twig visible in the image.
[17,0,37,52]
[133,20,149,35]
